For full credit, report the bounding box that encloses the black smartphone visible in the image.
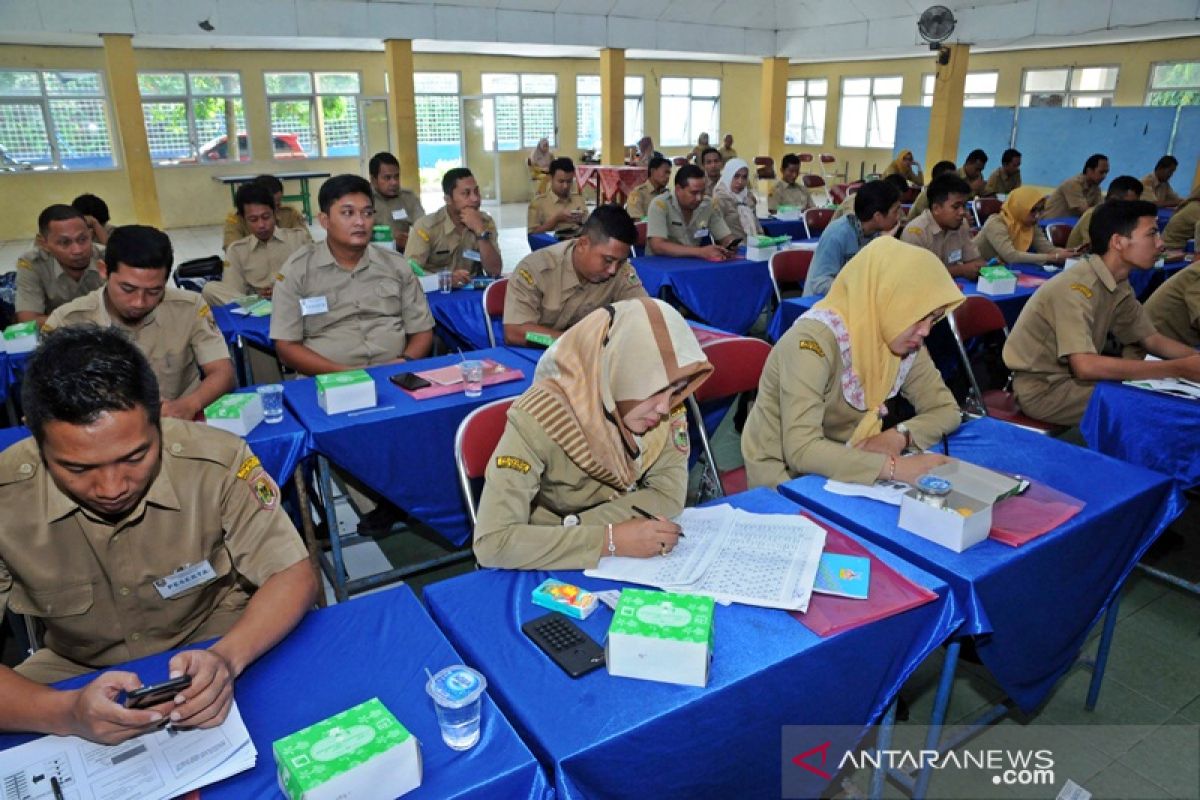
[125,675,191,709]
[390,372,431,391]
[725,238,743,252]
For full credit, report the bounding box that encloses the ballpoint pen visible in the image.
[632,505,685,537]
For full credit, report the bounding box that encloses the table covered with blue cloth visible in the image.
[424,487,963,800]
[426,287,499,351]
[282,347,533,546]
[1008,259,1189,301]
[1082,380,1200,490]
[761,217,811,240]
[632,253,771,334]
[528,232,558,252]
[212,303,274,350]
[778,416,1183,712]
[0,585,551,800]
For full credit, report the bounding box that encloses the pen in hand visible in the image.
[632,505,685,537]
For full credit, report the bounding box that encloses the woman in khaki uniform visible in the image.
[973,186,1074,266]
[713,158,764,242]
[742,237,962,489]
[1162,187,1200,251]
[882,149,924,187]
[474,298,713,570]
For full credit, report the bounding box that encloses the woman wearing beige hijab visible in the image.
[714,158,764,241]
[474,298,713,570]
[528,137,554,195]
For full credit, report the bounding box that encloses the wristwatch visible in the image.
[475,229,492,241]
[895,423,913,452]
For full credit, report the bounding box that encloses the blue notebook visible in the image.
[813,553,871,600]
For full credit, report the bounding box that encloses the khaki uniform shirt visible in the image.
[504,240,648,332]
[222,205,307,250]
[645,192,732,254]
[1142,262,1200,348]
[271,241,434,368]
[472,405,688,570]
[624,180,667,220]
[956,167,983,199]
[372,189,425,241]
[404,206,500,276]
[1043,174,1102,219]
[1066,206,1096,250]
[703,175,720,198]
[1162,202,1200,250]
[718,146,737,162]
[526,191,589,237]
[984,167,1021,196]
[904,190,930,223]
[973,215,1057,266]
[1003,255,1157,426]
[901,210,980,267]
[15,246,104,316]
[742,320,960,488]
[768,181,813,214]
[1141,173,1182,206]
[0,419,309,682]
[44,288,230,402]
[203,227,313,307]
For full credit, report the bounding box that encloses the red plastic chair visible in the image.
[801,174,826,190]
[798,152,815,172]
[768,248,813,304]
[829,184,849,205]
[672,156,689,167]
[1044,223,1072,248]
[454,397,517,525]
[687,337,773,498]
[804,208,835,238]
[819,153,839,179]
[754,156,776,180]
[946,296,1061,434]
[972,197,1002,228]
[482,277,508,347]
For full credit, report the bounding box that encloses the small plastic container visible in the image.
[426,666,487,751]
[915,474,953,510]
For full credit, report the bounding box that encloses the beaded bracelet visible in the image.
[887,455,897,482]
[607,523,616,556]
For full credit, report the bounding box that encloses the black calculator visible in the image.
[521,613,606,678]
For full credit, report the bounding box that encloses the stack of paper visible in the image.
[585,505,826,612]
[1124,377,1200,400]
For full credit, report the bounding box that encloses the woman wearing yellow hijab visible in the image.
[882,149,924,187]
[742,236,963,488]
[973,185,1075,266]
[474,298,713,570]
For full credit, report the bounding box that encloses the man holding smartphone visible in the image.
[0,326,317,744]
[527,157,590,239]
[645,164,739,262]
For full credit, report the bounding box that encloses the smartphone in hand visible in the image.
[124,675,192,709]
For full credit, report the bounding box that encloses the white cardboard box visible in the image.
[204,392,264,436]
[774,206,802,221]
[976,270,1016,296]
[418,274,441,293]
[316,370,377,415]
[606,589,713,687]
[897,462,1020,553]
[2,321,38,354]
[746,243,779,261]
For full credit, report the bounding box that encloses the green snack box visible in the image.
[525,331,554,347]
[606,588,714,687]
[204,392,264,436]
[274,698,422,800]
[316,370,377,415]
[2,321,38,354]
[976,264,1016,296]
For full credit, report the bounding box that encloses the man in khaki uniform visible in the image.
[203,182,312,307]
[1043,154,1109,218]
[645,164,737,260]
[768,154,814,214]
[1142,155,1182,208]
[1140,262,1200,349]
[527,157,590,238]
[625,155,671,220]
[718,134,737,163]
[1067,176,1143,250]
[16,205,105,326]
[0,326,315,742]
[983,148,1022,197]
[1003,200,1200,427]
[504,205,647,346]
[221,175,307,250]
[700,148,723,197]
[901,174,984,279]
[1162,196,1200,251]
[405,167,502,288]
[44,226,234,421]
[957,149,988,200]
[369,151,425,249]
[902,161,957,223]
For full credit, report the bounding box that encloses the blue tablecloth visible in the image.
[1082,380,1200,490]
[761,217,811,240]
[0,586,550,800]
[2,351,28,409]
[424,487,963,800]
[528,232,557,252]
[212,304,273,350]
[0,353,7,407]
[778,416,1183,712]
[282,348,534,546]
[632,254,771,334]
[1009,259,1188,301]
[427,287,499,351]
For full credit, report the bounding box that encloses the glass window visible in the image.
[414,72,463,194]
[838,75,902,149]
[921,71,998,107]
[659,77,721,147]
[481,73,557,151]
[265,71,361,159]
[576,75,601,150]
[138,71,245,165]
[1022,66,1118,107]
[784,78,827,145]
[625,76,644,150]
[0,69,116,171]
[1146,60,1200,106]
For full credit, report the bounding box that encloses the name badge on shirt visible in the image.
[300,296,329,316]
[948,249,963,264]
[463,249,482,262]
[695,229,710,239]
[391,209,408,221]
[154,561,218,599]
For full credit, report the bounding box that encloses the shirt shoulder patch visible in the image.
[236,455,262,480]
[416,227,430,242]
[798,339,827,358]
[496,455,531,473]
[518,268,536,286]
[16,258,32,270]
[906,226,924,236]
[1069,282,1094,300]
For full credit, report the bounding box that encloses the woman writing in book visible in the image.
[473,298,713,570]
[742,236,962,488]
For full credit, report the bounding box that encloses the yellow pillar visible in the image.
[101,34,162,228]
[600,49,625,166]
[925,44,970,168]
[759,57,789,167]
[384,39,420,193]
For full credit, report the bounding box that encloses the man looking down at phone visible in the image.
[0,326,317,744]
[645,164,738,261]
[527,157,590,239]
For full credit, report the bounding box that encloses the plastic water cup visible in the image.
[426,665,487,751]
[439,270,453,293]
[256,384,284,424]
[460,360,484,398]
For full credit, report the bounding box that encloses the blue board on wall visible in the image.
[893,107,1016,172]
[1172,106,1200,196]
[1013,107,1177,189]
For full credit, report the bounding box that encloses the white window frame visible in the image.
[480,73,557,152]
[784,78,827,146]
[921,71,998,107]
[1020,66,1119,108]
[576,75,645,153]
[414,72,463,192]
[1145,60,1200,106]
[264,70,363,159]
[0,69,117,172]
[137,70,245,166]
[837,75,903,149]
[659,77,721,147]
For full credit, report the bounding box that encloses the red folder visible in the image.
[989,481,1084,547]
[399,359,525,400]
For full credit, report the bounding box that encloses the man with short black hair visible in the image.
[901,160,957,223]
[958,149,988,199]
[45,225,235,421]
[527,156,590,238]
[1067,175,1144,249]
[700,147,723,197]
[902,173,985,279]
[72,193,114,245]
[368,151,425,249]
[984,148,1022,196]
[405,167,502,287]
[626,155,671,220]
[505,204,648,345]
[1142,155,1182,208]
[16,205,105,325]
[0,325,316,741]
[804,179,901,296]
[645,164,737,261]
[222,174,307,249]
[1004,200,1200,426]
[1043,154,1109,218]
[769,154,813,214]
